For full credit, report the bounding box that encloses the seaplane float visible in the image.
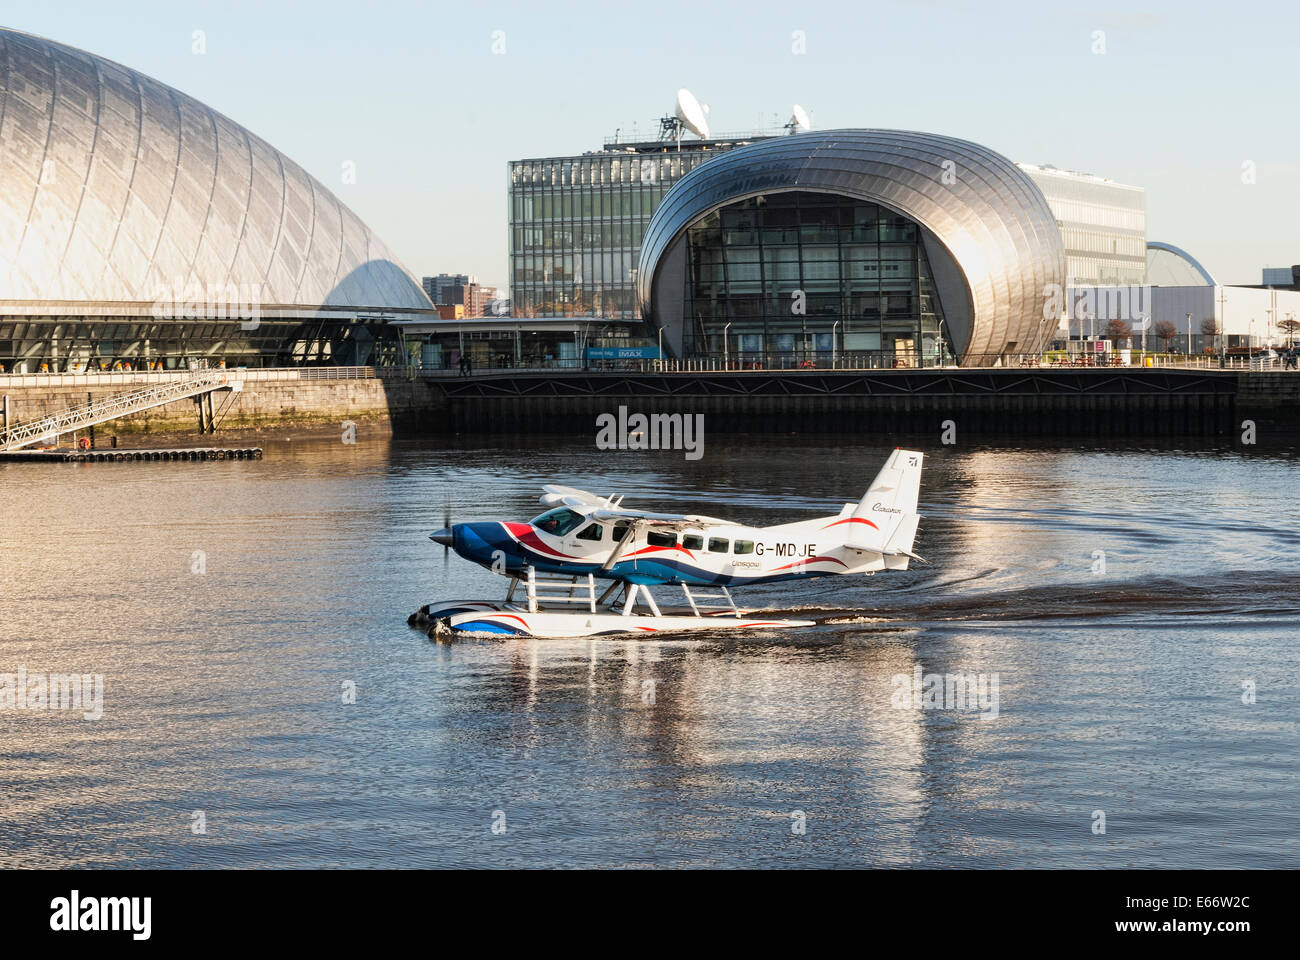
[410,448,925,639]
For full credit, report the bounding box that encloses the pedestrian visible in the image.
[464,353,472,376]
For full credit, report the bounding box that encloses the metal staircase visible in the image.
[1,371,237,450]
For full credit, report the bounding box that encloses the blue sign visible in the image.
[586,346,662,360]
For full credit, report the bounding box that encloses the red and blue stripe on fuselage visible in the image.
[446,521,846,587]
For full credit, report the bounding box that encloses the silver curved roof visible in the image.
[636,129,1066,364]
[0,28,429,312]
[1146,241,1216,286]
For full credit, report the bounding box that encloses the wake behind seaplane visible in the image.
[413,448,925,639]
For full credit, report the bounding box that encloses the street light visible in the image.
[722,321,732,371]
[832,320,840,369]
[1186,313,1192,359]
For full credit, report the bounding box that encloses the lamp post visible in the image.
[657,327,663,371]
[1140,312,1148,360]
[1218,287,1228,367]
[832,320,840,369]
[1186,313,1193,359]
[722,321,732,371]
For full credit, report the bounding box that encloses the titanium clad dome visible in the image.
[0,28,429,312]
[636,129,1066,365]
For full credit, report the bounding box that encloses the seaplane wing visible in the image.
[539,485,606,509]
[588,508,733,527]
[540,485,733,526]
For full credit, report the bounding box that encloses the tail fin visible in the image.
[842,449,924,565]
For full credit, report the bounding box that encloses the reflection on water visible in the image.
[0,434,1297,867]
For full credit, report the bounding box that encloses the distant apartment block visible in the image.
[422,275,499,316]
[422,273,475,306]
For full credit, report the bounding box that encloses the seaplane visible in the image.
[412,448,925,639]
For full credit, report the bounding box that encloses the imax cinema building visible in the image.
[0,28,432,374]
[635,130,1075,368]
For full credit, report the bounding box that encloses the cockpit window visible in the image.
[532,508,585,536]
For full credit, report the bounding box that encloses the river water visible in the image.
[1,432,1297,868]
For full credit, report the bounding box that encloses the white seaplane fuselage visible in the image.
[422,448,925,638]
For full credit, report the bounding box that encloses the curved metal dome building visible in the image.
[0,28,430,371]
[636,130,1066,367]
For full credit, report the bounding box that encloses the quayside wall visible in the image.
[0,368,445,436]
[2,368,1295,440]
[425,369,1265,438]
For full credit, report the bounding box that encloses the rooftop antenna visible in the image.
[785,104,812,135]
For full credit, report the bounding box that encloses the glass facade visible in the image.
[1020,165,1147,286]
[682,192,954,367]
[508,143,753,319]
[0,318,404,372]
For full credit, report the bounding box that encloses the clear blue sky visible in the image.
[6,0,1298,289]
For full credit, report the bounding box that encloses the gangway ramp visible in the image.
[0,371,241,450]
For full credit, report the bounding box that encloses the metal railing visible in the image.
[0,365,376,387]
[1,371,235,450]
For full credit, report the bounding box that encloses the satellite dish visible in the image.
[675,88,710,139]
[789,104,812,133]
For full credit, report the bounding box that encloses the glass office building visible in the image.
[508,136,767,320]
[1018,164,1147,286]
[682,192,953,365]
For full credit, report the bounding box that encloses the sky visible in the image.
[5,0,1299,290]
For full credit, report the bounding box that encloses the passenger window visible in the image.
[575,523,604,541]
[708,537,730,553]
[733,540,755,555]
[612,521,631,542]
[681,534,704,550]
[646,531,677,548]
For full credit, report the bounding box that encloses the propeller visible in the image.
[430,498,454,567]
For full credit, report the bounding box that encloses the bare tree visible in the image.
[1153,319,1177,351]
[1104,319,1132,342]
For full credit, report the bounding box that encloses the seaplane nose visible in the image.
[429,527,454,547]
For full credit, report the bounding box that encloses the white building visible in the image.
[1061,284,1300,351]
[1018,164,1147,286]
